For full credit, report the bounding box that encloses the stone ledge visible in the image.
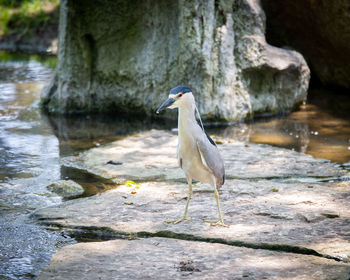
[61,130,345,182]
[36,237,350,280]
[34,130,350,278]
[34,177,350,259]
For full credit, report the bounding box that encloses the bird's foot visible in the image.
[165,216,192,224]
[203,219,229,227]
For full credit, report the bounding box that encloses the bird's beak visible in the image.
[156,97,175,114]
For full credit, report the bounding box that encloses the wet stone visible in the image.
[36,238,350,280]
[0,222,75,279]
[47,180,84,198]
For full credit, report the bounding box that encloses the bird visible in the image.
[156,85,227,227]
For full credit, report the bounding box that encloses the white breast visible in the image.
[177,129,213,185]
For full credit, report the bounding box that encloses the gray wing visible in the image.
[196,135,225,187]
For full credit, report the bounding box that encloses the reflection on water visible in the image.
[0,51,350,279]
[207,92,350,163]
[0,50,57,69]
[41,92,350,164]
[44,95,350,164]
[44,113,175,156]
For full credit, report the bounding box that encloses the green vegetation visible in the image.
[0,49,57,67]
[0,0,59,41]
[126,180,140,194]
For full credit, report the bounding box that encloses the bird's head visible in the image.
[156,86,194,114]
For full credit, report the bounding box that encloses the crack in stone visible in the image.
[37,221,344,263]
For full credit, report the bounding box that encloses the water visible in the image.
[207,92,350,164]
[0,52,174,279]
[0,55,75,280]
[0,52,349,279]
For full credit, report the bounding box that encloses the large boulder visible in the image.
[41,0,310,121]
[261,0,350,90]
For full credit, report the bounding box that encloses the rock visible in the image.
[261,0,350,90]
[36,238,350,280]
[47,180,84,198]
[41,0,310,121]
[34,178,350,259]
[34,130,350,278]
[62,130,345,182]
[34,130,350,260]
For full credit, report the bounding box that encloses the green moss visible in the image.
[0,50,57,67]
[40,99,60,113]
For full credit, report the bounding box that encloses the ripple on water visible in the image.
[0,222,75,280]
[0,54,72,280]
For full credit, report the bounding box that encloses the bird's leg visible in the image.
[166,176,192,224]
[203,187,228,227]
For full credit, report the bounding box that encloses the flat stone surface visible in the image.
[35,130,350,278]
[62,130,345,182]
[36,237,350,280]
[35,178,350,258]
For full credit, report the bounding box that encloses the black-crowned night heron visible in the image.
[156,86,227,227]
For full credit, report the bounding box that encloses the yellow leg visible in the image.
[166,176,192,224]
[203,187,228,227]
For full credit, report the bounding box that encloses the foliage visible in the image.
[0,0,60,37]
[125,180,140,194]
[0,7,10,34]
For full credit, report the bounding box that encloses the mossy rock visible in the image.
[47,180,84,198]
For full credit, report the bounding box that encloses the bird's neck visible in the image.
[178,103,197,137]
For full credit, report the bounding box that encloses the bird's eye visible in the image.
[178,93,183,98]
